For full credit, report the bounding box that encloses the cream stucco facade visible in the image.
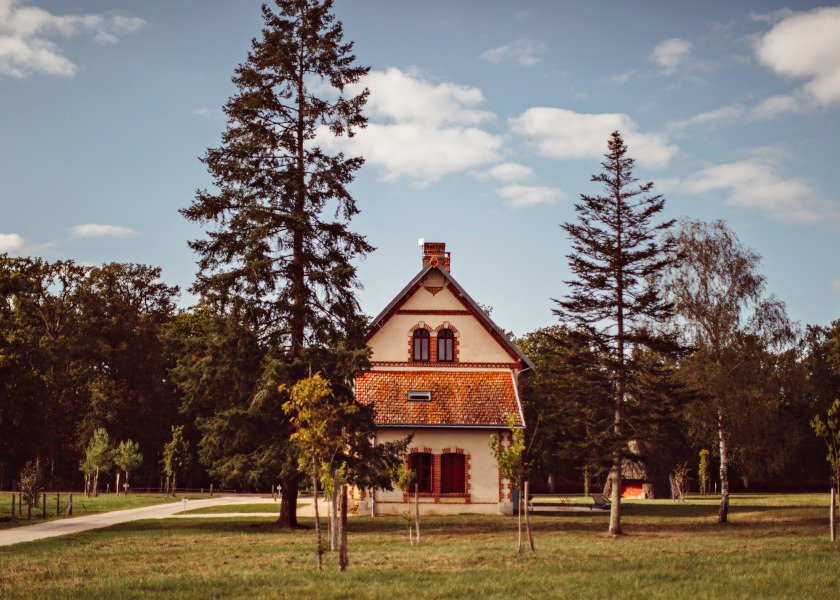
[356,243,530,516]
[361,428,514,516]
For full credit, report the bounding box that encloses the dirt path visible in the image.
[0,496,315,547]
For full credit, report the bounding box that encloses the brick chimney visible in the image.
[421,242,450,272]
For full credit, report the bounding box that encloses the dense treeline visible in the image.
[0,257,180,490]
[519,239,840,497]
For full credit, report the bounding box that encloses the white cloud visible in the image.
[755,6,840,106]
[0,232,25,253]
[750,94,801,120]
[668,103,746,130]
[498,184,563,209]
[831,278,840,292]
[0,0,146,78]
[359,67,494,127]
[192,107,222,119]
[510,107,678,169]
[474,162,534,182]
[607,69,637,84]
[322,68,501,185]
[649,38,692,75]
[749,8,795,24]
[682,153,839,224]
[70,224,136,239]
[481,39,546,66]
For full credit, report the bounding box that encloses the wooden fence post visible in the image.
[56,492,60,518]
[42,493,46,519]
[11,494,15,520]
[209,483,213,498]
[18,493,22,517]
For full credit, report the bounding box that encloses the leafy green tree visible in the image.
[162,425,190,496]
[664,219,793,522]
[699,449,711,496]
[811,399,840,490]
[180,0,371,528]
[518,326,613,494]
[18,461,42,518]
[282,373,354,570]
[490,416,532,552]
[0,257,87,489]
[113,440,143,495]
[555,131,677,535]
[81,428,113,496]
[76,263,179,482]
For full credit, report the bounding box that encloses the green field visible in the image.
[0,494,837,599]
[182,503,302,514]
[0,493,205,530]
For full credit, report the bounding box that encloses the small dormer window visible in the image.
[412,328,430,361]
[437,328,455,361]
[407,390,432,402]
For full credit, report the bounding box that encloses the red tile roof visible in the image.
[356,370,523,428]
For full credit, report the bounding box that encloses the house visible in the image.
[355,242,534,516]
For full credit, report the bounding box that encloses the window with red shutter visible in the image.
[440,453,465,494]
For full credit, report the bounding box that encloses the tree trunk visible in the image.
[311,462,323,571]
[414,482,420,545]
[583,467,590,498]
[831,487,836,542]
[94,467,100,497]
[277,473,299,528]
[608,446,622,535]
[525,480,535,551]
[330,469,339,552]
[172,473,177,497]
[115,470,121,496]
[125,471,130,495]
[718,407,730,524]
[608,156,626,537]
[338,484,348,571]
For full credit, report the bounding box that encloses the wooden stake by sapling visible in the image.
[525,480,535,551]
[831,487,836,542]
[414,482,420,544]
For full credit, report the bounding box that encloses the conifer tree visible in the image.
[181,0,371,527]
[555,131,676,535]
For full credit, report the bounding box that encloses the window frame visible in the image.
[409,452,433,493]
[437,328,455,362]
[412,328,430,361]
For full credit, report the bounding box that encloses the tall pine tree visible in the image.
[555,131,676,535]
[181,0,371,527]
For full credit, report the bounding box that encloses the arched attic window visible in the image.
[437,328,455,362]
[413,328,430,361]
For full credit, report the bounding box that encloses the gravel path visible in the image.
[0,496,315,547]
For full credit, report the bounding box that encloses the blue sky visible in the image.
[1,0,839,335]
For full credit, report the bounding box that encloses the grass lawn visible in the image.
[0,493,837,599]
[0,493,205,530]
[183,503,303,514]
